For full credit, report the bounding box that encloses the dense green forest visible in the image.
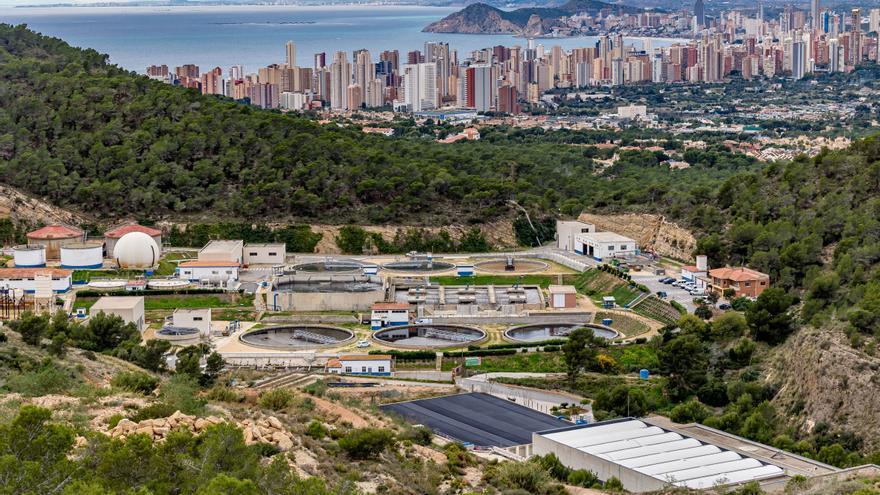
[0,24,755,226]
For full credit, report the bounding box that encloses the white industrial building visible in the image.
[178,261,240,283]
[370,303,410,330]
[532,418,805,493]
[574,232,637,261]
[0,268,72,293]
[172,308,212,337]
[326,354,392,376]
[198,240,244,264]
[556,221,595,251]
[90,296,145,331]
[681,255,709,282]
[243,243,286,265]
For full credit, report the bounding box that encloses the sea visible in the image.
[0,5,683,73]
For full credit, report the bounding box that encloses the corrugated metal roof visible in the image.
[538,419,785,490]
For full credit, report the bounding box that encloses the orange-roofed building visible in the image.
[26,224,83,260]
[178,260,240,283]
[707,267,770,298]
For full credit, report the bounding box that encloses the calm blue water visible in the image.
[0,5,679,72]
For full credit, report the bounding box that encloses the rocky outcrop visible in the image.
[769,325,880,450]
[0,184,91,227]
[423,3,524,34]
[107,410,296,451]
[578,212,696,261]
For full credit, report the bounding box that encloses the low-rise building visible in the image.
[90,296,145,331]
[370,303,410,330]
[172,308,212,337]
[198,240,244,264]
[0,268,72,293]
[707,267,770,298]
[548,285,578,309]
[574,232,637,261]
[556,220,595,251]
[326,354,392,376]
[243,243,286,266]
[681,255,709,282]
[178,261,240,283]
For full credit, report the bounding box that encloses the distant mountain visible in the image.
[423,0,641,35]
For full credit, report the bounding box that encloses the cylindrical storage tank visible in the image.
[601,318,613,326]
[13,244,47,268]
[26,224,84,260]
[113,231,160,269]
[639,369,650,380]
[60,242,104,269]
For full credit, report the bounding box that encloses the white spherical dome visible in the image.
[114,232,160,269]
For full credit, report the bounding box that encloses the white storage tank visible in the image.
[60,242,104,269]
[113,231,160,269]
[12,244,47,268]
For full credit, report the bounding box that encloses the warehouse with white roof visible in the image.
[531,417,837,493]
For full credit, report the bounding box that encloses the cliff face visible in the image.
[769,325,880,450]
[0,184,91,227]
[577,212,697,261]
[423,4,525,34]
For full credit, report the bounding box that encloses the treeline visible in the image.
[167,223,322,252]
[335,225,489,254]
[0,24,758,226]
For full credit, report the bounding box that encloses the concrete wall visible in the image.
[244,244,286,265]
[268,288,383,312]
[557,221,594,251]
[457,375,583,415]
[532,433,669,493]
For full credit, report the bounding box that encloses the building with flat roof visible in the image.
[707,266,770,298]
[178,261,240,283]
[171,308,212,337]
[548,285,577,308]
[90,296,145,331]
[574,232,638,261]
[556,220,595,252]
[327,354,392,376]
[243,243,285,265]
[532,416,837,493]
[0,268,72,293]
[198,240,244,264]
[370,303,411,330]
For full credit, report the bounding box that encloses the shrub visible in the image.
[111,371,159,395]
[398,426,432,446]
[669,399,711,424]
[107,413,125,428]
[338,428,396,459]
[605,476,624,492]
[159,375,206,415]
[205,385,244,403]
[302,380,327,397]
[258,388,295,411]
[5,362,74,397]
[489,460,566,495]
[129,402,177,422]
[567,469,599,488]
[0,331,7,343]
[306,420,328,439]
[250,442,281,458]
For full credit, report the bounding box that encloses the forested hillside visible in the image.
[0,24,751,225]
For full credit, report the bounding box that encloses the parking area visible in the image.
[630,272,698,313]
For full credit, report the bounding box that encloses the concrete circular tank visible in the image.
[290,261,364,274]
[372,324,486,349]
[474,258,549,274]
[12,245,47,268]
[504,323,619,343]
[60,242,104,269]
[239,325,355,350]
[381,260,455,273]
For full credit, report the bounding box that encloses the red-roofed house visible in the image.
[26,225,83,259]
[371,303,411,330]
[0,268,73,293]
[104,223,163,259]
[707,267,770,298]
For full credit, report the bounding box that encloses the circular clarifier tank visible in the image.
[240,325,355,350]
[372,324,486,349]
[504,323,619,343]
[289,261,364,274]
[474,258,549,273]
[381,260,455,273]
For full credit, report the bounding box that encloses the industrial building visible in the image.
[178,260,240,283]
[547,285,578,309]
[370,303,411,330]
[574,232,638,261]
[0,268,72,293]
[243,243,286,265]
[531,417,837,493]
[26,224,83,259]
[326,354,392,376]
[171,308,212,337]
[198,240,244,264]
[90,296,145,331]
[104,223,163,258]
[681,255,709,282]
[556,220,595,252]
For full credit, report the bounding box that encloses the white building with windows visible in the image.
[370,303,410,330]
[326,355,392,376]
[243,243,286,265]
[178,261,240,282]
[556,220,595,251]
[172,308,212,337]
[574,232,637,261]
[0,268,72,293]
[198,240,244,264]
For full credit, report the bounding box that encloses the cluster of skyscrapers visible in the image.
[145,3,880,115]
